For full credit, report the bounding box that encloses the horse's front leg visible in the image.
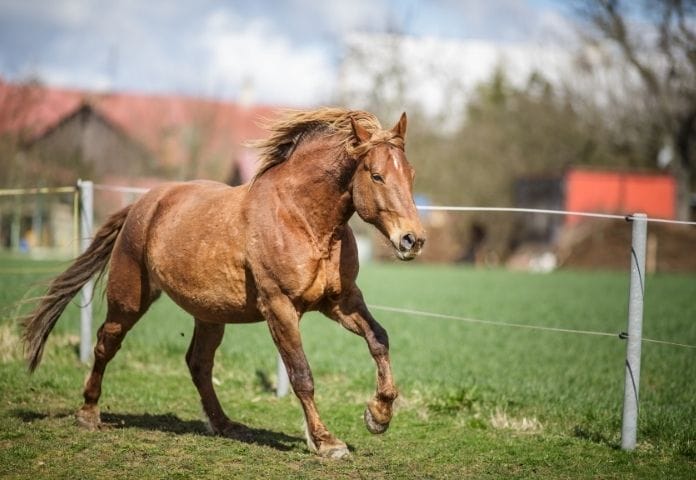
[260,294,349,459]
[322,287,398,434]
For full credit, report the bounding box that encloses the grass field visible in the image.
[1,255,695,478]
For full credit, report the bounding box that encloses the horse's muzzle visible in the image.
[393,231,425,261]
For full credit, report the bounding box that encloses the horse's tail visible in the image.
[22,205,132,372]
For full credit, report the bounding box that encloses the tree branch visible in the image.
[674,0,696,73]
[591,0,662,95]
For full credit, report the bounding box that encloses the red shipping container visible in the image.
[564,168,676,225]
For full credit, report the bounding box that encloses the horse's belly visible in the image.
[143,184,261,323]
[165,287,262,324]
[150,255,261,323]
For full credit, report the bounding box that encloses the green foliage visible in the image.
[409,67,623,205]
[395,67,644,255]
[0,258,694,478]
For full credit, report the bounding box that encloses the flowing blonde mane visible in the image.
[248,107,404,184]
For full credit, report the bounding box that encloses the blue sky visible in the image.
[0,0,574,105]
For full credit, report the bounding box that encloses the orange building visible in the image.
[564,168,676,224]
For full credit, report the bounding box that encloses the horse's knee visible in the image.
[186,322,224,387]
[187,356,206,377]
[187,354,214,387]
[289,370,314,395]
[371,342,389,357]
[367,323,390,355]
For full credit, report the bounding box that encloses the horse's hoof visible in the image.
[317,443,351,459]
[209,419,246,438]
[75,407,101,431]
[364,406,389,434]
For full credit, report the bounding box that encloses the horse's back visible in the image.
[121,180,244,249]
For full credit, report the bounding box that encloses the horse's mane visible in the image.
[248,107,403,184]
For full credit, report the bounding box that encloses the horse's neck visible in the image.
[275,140,356,241]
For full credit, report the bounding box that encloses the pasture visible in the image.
[1,256,694,478]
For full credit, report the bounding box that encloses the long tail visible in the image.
[22,205,132,372]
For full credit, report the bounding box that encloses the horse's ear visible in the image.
[351,116,372,144]
[391,112,407,141]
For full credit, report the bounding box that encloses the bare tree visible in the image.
[0,79,46,187]
[577,0,696,219]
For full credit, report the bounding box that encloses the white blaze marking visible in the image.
[391,152,401,171]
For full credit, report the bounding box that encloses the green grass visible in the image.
[1,256,694,478]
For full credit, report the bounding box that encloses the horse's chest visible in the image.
[300,258,341,305]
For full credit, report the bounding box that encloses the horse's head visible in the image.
[350,113,426,261]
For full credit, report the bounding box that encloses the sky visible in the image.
[0,0,575,106]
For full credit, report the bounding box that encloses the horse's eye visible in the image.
[371,173,384,183]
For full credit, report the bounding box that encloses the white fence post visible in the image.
[621,213,647,451]
[276,354,289,397]
[77,179,94,365]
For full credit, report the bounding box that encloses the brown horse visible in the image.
[22,108,425,459]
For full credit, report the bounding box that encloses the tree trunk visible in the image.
[674,111,696,220]
[673,161,691,221]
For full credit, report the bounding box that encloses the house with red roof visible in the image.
[0,78,276,188]
[0,78,278,252]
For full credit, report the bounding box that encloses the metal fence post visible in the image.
[276,354,289,397]
[621,213,647,451]
[77,179,94,364]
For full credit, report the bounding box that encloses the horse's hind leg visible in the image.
[75,307,143,429]
[76,248,158,430]
[186,319,238,435]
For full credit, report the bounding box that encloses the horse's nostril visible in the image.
[400,233,416,251]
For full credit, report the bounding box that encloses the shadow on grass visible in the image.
[12,409,305,452]
[103,412,306,452]
[12,409,70,422]
[255,369,274,393]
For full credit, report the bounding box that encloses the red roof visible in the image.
[0,78,277,180]
[0,79,83,139]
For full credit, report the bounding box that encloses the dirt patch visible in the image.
[490,408,543,433]
[558,220,696,272]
